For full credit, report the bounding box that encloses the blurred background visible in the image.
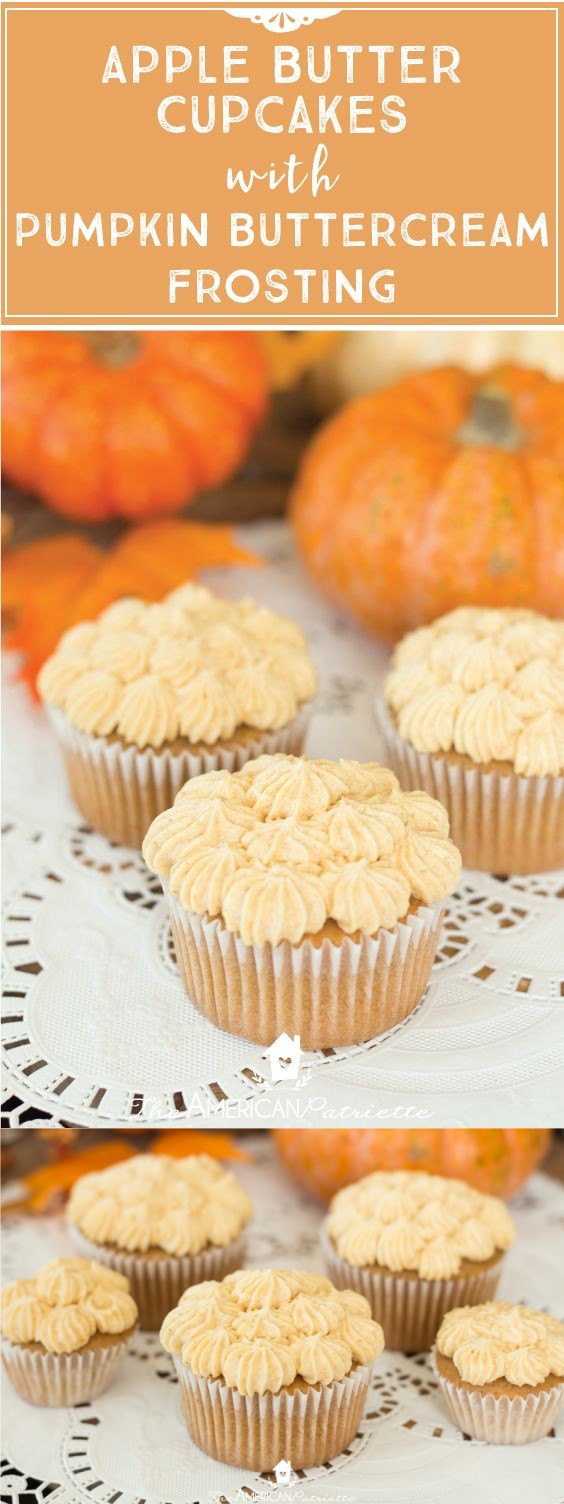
[1,1128,560,1222]
[4,329,564,545]
[3,328,564,687]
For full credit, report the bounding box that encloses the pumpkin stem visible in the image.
[85,332,141,369]
[458,385,521,451]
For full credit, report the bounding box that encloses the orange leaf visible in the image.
[3,534,100,620]
[7,1140,136,1215]
[3,521,261,693]
[74,520,260,620]
[152,1130,253,1163]
[259,332,342,389]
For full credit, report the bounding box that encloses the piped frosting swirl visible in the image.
[384,608,564,776]
[142,755,462,943]
[436,1301,564,1387]
[67,1153,252,1256]
[38,585,316,749]
[160,1267,384,1395]
[326,1171,515,1279]
[0,1259,137,1354]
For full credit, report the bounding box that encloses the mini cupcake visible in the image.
[321,1170,515,1352]
[376,606,564,874]
[38,584,316,848]
[67,1153,252,1331]
[160,1266,384,1471]
[433,1301,564,1443]
[142,754,461,1050]
[0,1257,137,1406]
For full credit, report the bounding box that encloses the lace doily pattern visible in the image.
[2,815,563,1128]
[2,524,564,1128]
[2,1153,564,1504]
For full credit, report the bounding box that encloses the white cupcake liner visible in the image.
[164,890,444,1050]
[47,704,310,849]
[320,1224,504,1353]
[68,1224,248,1331]
[431,1349,564,1443]
[174,1357,374,1471]
[1,1332,133,1407]
[374,695,564,875]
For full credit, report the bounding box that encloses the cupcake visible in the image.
[38,584,316,848]
[0,1257,137,1406]
[376,606,564,874]
[142,754,461,1050]
[67,1153,252,1330]
[433,1301,564,1443]
[160,1266,384,1471]
[321,1170,515,1352]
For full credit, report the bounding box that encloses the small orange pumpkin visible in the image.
[291,364,564,639]
[2,331,268,521]
[272,1128,551,1203]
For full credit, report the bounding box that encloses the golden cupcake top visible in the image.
[37,584,316,749]
[142,754,462,944]
[384,607,564,776]
[0,1258,137,1354]
[436,1301,564,1387]
[160,1267,384,1395]
[67,1153,252,1256]
[325,1171,515,1279]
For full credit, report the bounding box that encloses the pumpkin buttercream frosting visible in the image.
[0,1259,137,1354]
[142,754,462,945]
[385,607,564,776]
[67,1154,253,1257]
[436,1302,564,1387]
[37,584,317,749]
[326,1172,516,1280]
[160,1268,384,1395]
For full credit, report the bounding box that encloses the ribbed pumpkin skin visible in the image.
[2,332,268,521]
[272,1129,552,1204]
[291,364,564,639]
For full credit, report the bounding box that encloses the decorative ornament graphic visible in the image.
[225,8,341,32]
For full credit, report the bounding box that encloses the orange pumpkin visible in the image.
[2,332,268,521]
[291,364,564,639]
[272,1128,551,1203]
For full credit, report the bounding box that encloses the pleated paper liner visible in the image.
[320,1224,505,1353]
[431,1350,564,1444]
[68,1225,248,1331]
[48,705,310,849]
[1,1328,135,1407]
[373,696,564,875]
[164,892,444,1051]
[174,1357,374,1471]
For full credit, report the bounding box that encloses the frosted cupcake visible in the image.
[67,1154,252,1330]
[433,1301,564,1443]
[376,607,564,873]
[321,1171,515,1352]
[142,754,462,1050]
[38,584,316,847]
[0,1257,137,1406]
[160,1266,384,1471]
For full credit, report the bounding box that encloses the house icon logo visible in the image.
[273,1458,293,1486]
[266,1033,301,1082]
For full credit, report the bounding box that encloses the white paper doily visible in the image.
[3,522,564,1129]
[2,1147,564,1504]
